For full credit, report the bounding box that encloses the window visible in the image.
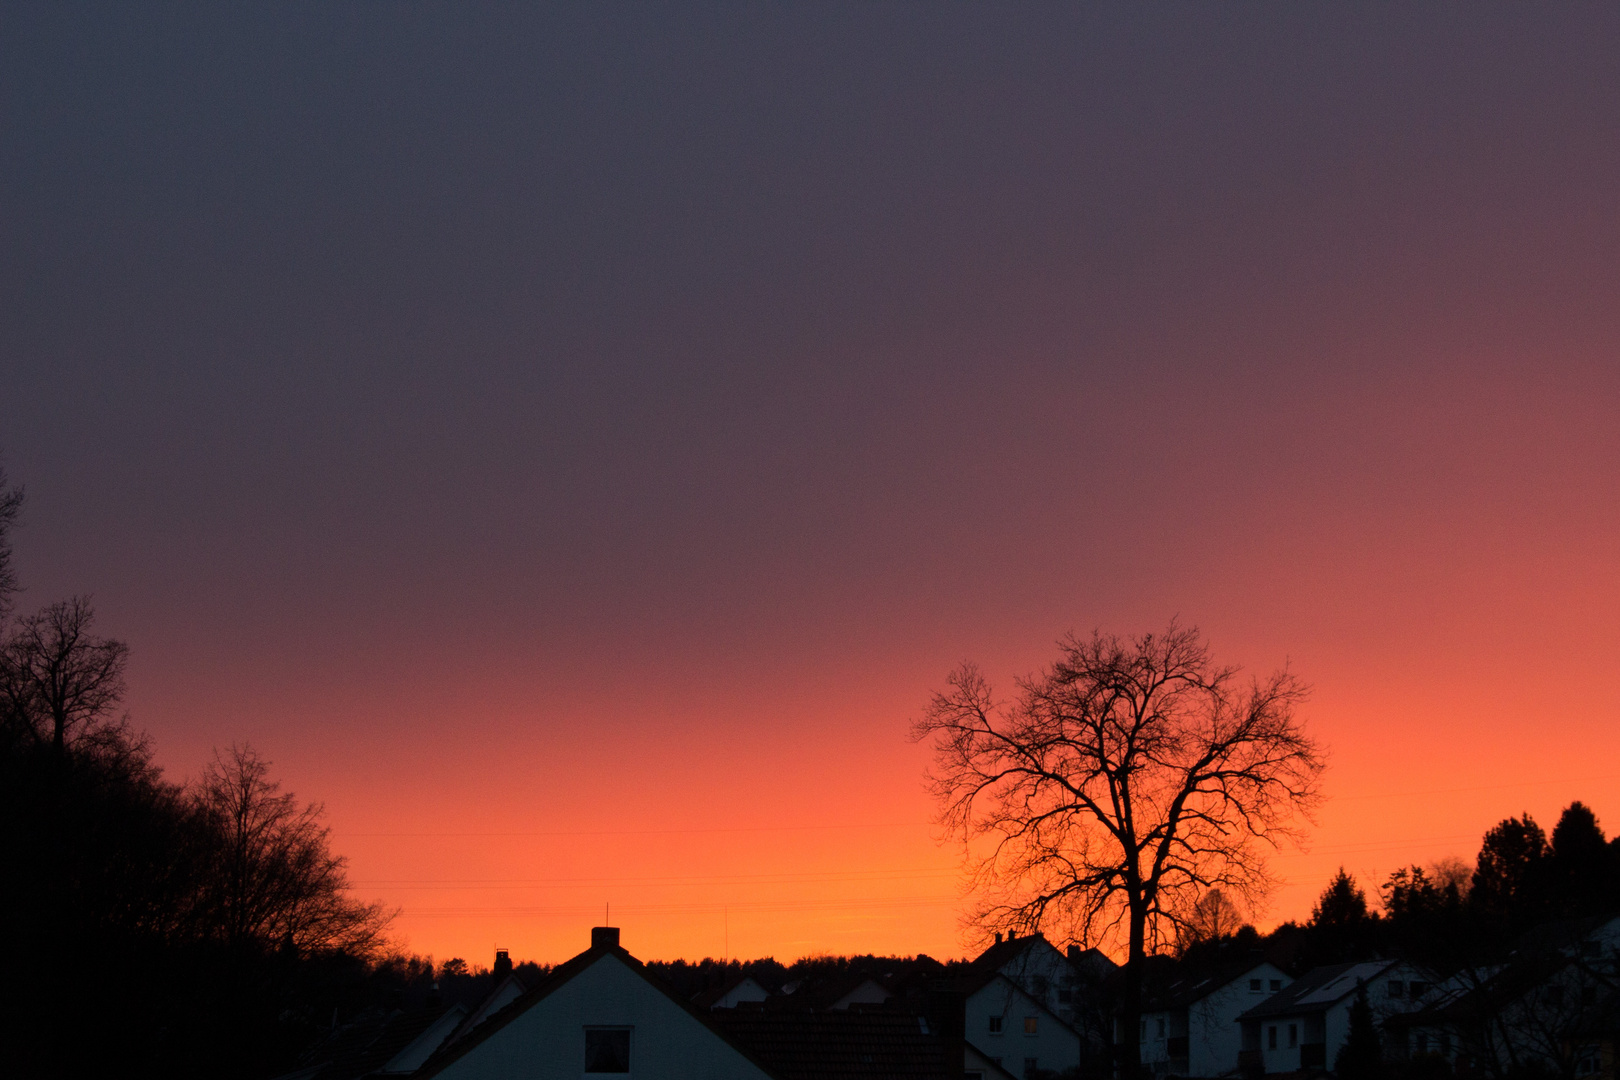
[989,1015,1004,1034]
[1268,1026,1278,1050]
[1388,980,1404,998]
[1250,979,1263,992]
[584,1028,631,1073]
[1024,1058,1039,1079]
[1440,1035,1451,1054]
[1288,1024,1297,1049]
[1058,987,1073,1004]
[1024,1016,1039,1035]
[1140,1019,1147,1042]
[1156,1019,1166,1038]
[1270,979,1282,992]
[1415,1034,1429,1054]
[1410,982,1429,999]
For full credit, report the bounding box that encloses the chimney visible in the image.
[994,931,1003,945]
[494,948,513,979]
[592,926,621,950]
[1067,944,1082,962]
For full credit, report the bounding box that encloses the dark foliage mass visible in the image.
[0,477,402,1079]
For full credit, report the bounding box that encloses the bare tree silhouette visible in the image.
[913,622,1323,1078]
[0,596,129,754]
[194,744,394,957]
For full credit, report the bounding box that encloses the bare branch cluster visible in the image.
[913,622,1324,1077]
[914,622,1322,955]
[0,596,130,754]
[194,744,395,957]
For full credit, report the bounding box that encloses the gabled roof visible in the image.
[1237,961,1398,1021]
[694,972,774,1010]
[711,1009,956,1080]
[279,1004,466,1080]
[447,972,527,1044]
[1145,955,1279,1011]
[1511,913,1620,957]
[968,932,1064,976]
[413,931,776,1079]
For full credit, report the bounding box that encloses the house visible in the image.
[696,973,775,1010]
[278,1004,470,1080]
[829,977,893,1011]
[448,969,529,1044]
[969,933,1094,1027]
[1386,916,1620,1078]
[418,927,776,1079]
[960,969,1084,1078]
[1237,960,1431,1074]
[1139,958,1292,1077]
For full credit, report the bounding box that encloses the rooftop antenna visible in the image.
[606,901,610,925]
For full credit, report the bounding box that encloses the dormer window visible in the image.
[585,1028,631,1073]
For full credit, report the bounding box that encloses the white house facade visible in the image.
[1238,960,1431,1075]
[1140,960,1292,1077]
[422,928,774,1080]
[965,971,1083,1079]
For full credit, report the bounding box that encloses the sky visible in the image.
[3,4,1619,968]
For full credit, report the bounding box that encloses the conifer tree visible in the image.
[1334,984,1382,1080]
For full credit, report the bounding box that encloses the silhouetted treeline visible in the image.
[1174,799,1620,979]
[0,468,407,1079]
[647,952,954,1005]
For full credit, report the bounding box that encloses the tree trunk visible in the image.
[1119,902,1146,1080]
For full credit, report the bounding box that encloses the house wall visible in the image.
[968,977,1082,1078]
[1138,1007,1183,1071]
[1188,965,1292,1077]
[1251,963,1429,1075]
[433,953,772,1080]
[996,939,1087,1026]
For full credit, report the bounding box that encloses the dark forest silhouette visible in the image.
[2,462,1617,1079]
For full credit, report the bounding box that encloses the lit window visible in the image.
[1268,1027,1278,1050]
[584,1028,630,1073]
[1025,1016,1039,1035]
[989,1015,1003,1034]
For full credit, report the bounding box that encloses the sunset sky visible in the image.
[3,5,1619,968]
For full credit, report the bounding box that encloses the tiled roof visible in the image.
[967,933,1055,975]
[1144,956,1274,1011]
[284,1005,460,1080]
[713,1008,957,1080]
[1237,962,1396,1021]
